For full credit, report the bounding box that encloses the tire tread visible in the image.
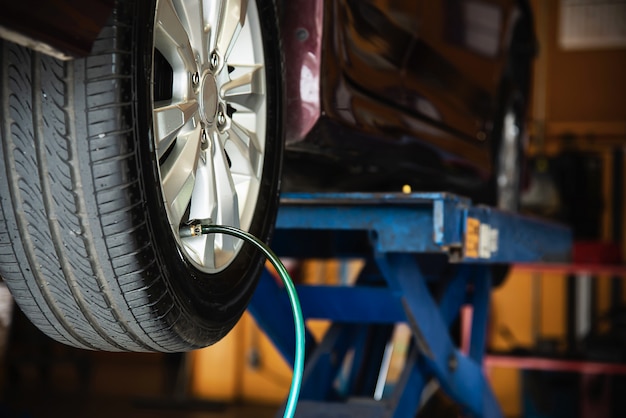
[0,20,173,351]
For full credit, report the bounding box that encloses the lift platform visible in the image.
[248,192,572,418]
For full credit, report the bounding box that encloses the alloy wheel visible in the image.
[152,0,267,273]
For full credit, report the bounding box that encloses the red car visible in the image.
[0,0,534,351]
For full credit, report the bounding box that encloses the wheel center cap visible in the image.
[199,74,218,124]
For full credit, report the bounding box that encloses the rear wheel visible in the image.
[0,0,283,352]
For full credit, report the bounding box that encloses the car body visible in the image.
[280,0,534,197]
[1,0,534,197]
[0,0,114,59]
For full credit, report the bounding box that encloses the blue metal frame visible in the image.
[249,192,572,417]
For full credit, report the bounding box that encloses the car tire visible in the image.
[0,0,283,352]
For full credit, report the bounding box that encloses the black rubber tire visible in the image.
[0,0,283,352]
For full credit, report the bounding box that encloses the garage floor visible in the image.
[1,355,279,418]
[0,312,279,418]
[3,373,278,418]
[3,392,277,418]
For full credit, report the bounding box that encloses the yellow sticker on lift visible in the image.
[465,217,480,258]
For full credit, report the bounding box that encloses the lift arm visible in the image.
[249,192,572,417]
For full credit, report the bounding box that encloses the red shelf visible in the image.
[486,355,626,375]
[513,263,626,276]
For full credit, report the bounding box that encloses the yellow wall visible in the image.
[491,0,626,412]
[488,269,567,416]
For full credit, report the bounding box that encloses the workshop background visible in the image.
[1,0,626,417]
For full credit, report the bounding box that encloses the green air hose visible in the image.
[197,224,305,418]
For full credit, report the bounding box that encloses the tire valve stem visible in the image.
[179,219,213,238]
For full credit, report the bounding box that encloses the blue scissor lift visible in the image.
[248,192,572,417]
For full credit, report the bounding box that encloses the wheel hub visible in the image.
[199,73,219,125]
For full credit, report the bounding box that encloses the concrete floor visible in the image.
[1,312,279,418]
[2,392,277,418]
[1,365,279,418]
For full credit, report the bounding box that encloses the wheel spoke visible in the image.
[188,153,217,222]
[221,64,264,111]
[153,100,199,159]
[160,124,203,226]
[171,0,213,68]
[211,131,240,256]
[215,0,248,59]
[228,119,262,177]
[182,148,218,269]
[155,0,197,74]
[200,233,218,269]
